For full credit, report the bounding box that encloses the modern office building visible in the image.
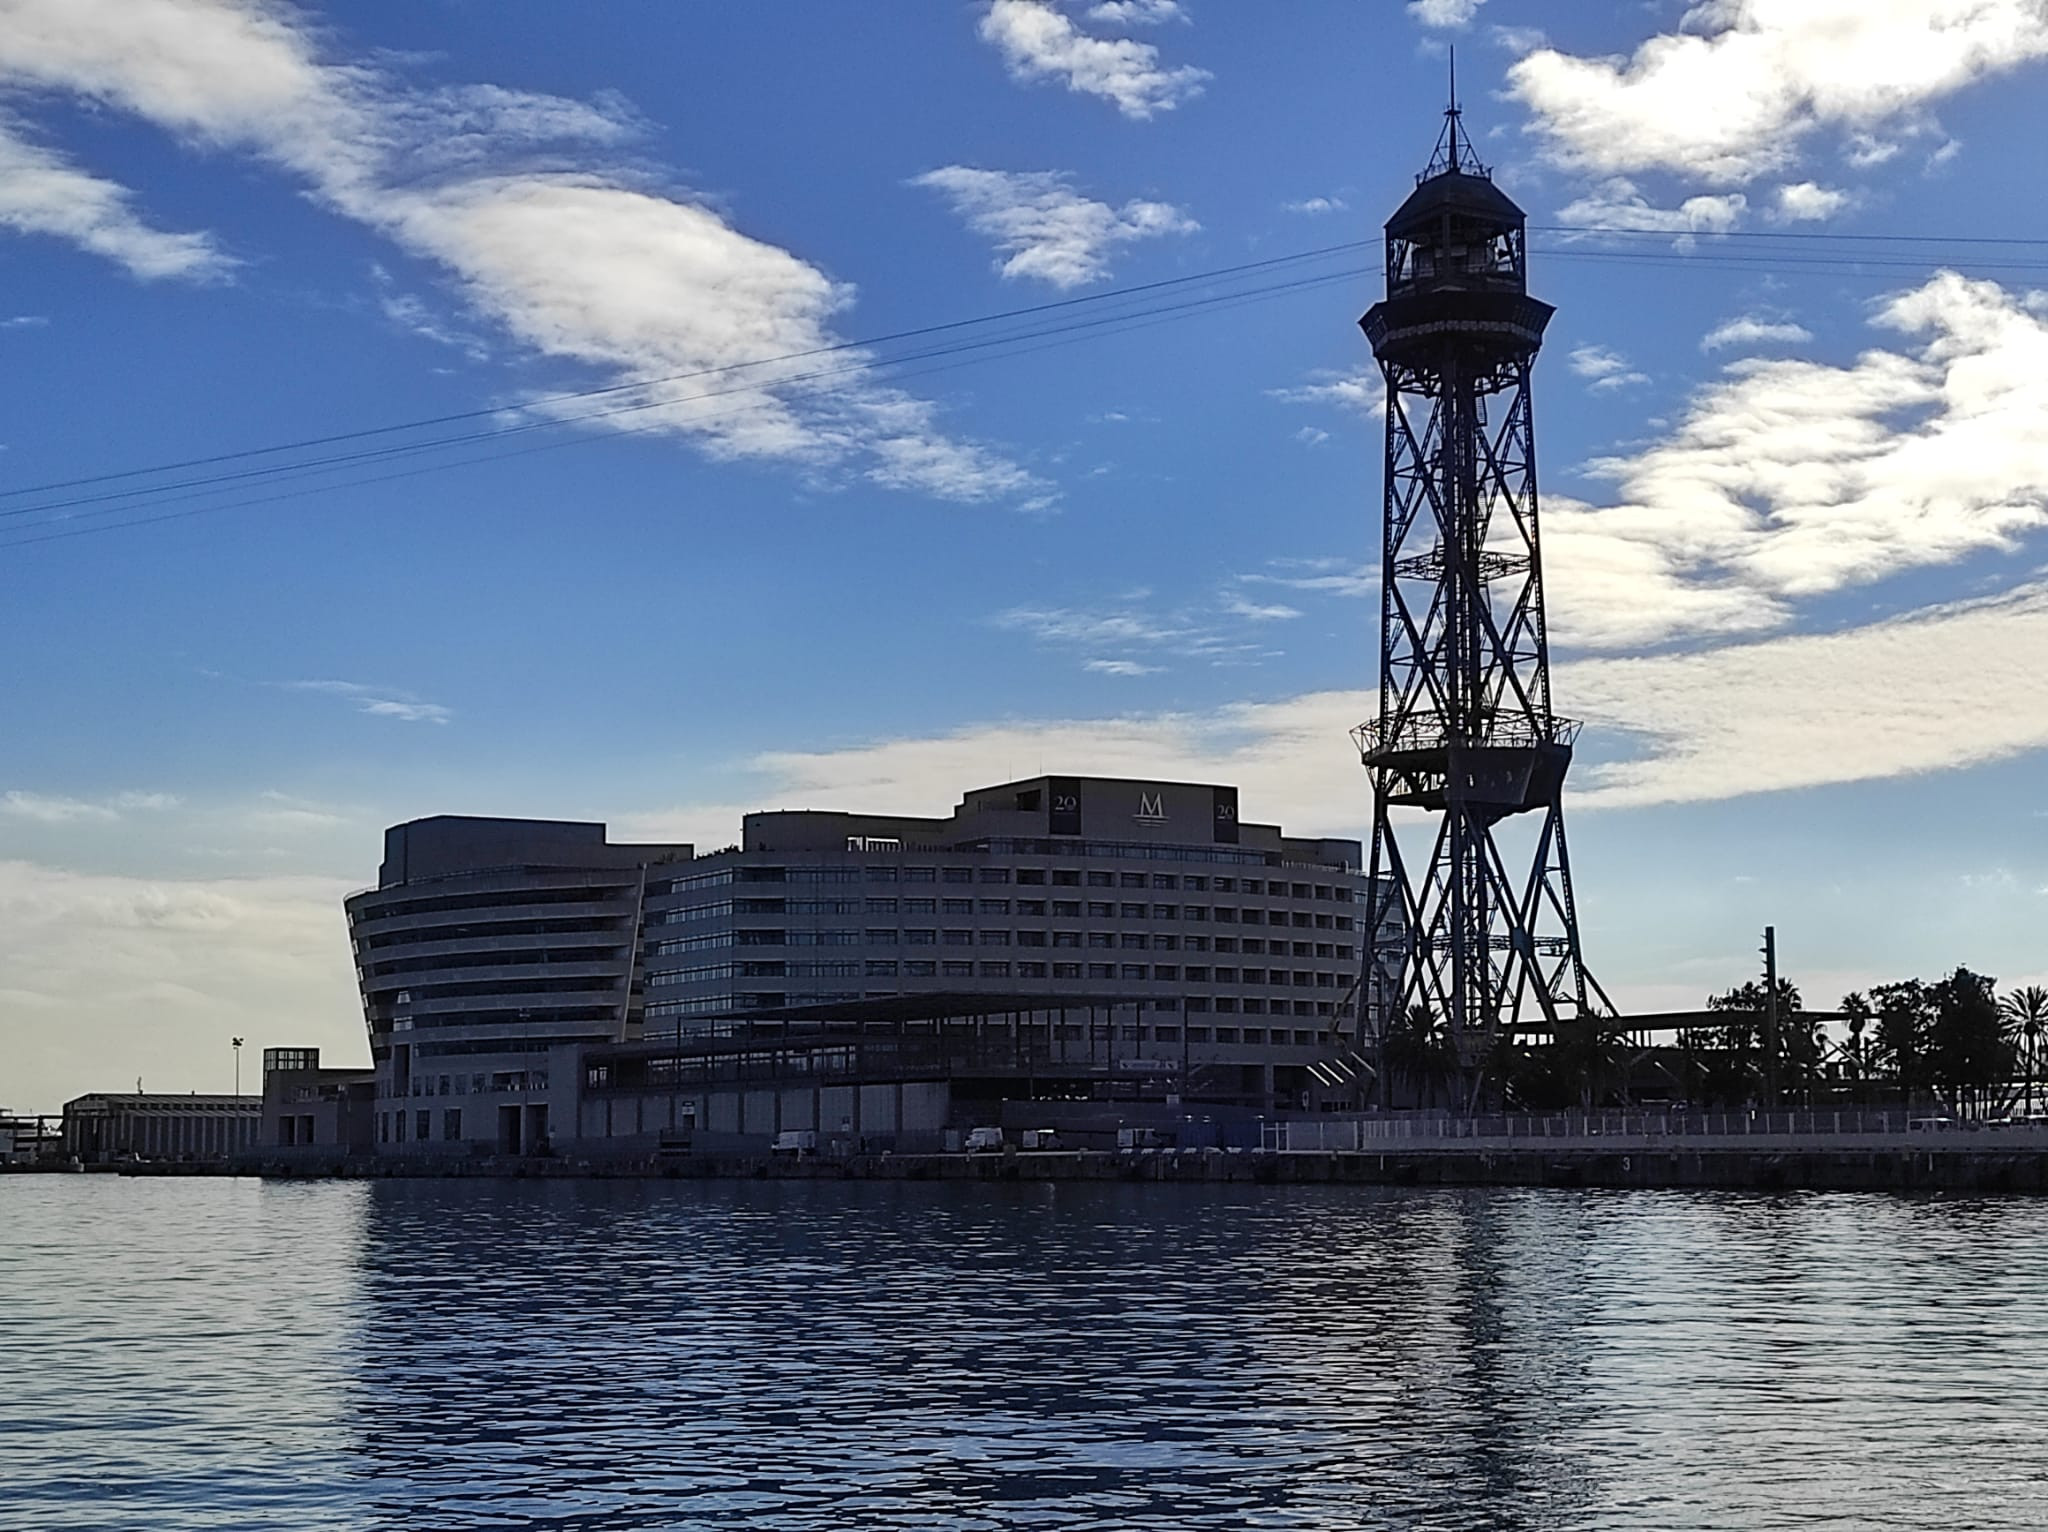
[343,815,693,1156]
[639,775,1378,1109]
[344,778,1391,1156]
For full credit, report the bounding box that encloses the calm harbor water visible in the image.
[3,1177,2046,1530]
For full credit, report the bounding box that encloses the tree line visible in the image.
[1370,970,2048,1115]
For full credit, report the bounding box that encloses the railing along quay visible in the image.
[1265,1109,2048,1154]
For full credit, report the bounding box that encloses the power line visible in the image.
[0,237,1377,503]
[9,221,2048,548]
[9,220,2046,508]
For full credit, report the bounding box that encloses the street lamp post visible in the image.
[232,1036,245,1097]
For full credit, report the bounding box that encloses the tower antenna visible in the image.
[1447,47,1459,171]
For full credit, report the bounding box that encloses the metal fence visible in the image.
[1264,1107,2048,1152]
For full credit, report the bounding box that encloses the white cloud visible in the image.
[1568,343,1649,390]
[1281,195,1346,216]
[1542,271,2048,647]
[1294,426,1330,446]
[1569,579,2048,807]
[284,679,451,724]
[0,0,1041,507]
[2,790,179,824]
[1083,658,1164,676]
[1409,0,1486,27]
[912,166,1196,289]
[0,117,231,280]
[996,605,1189,648]
[1555,177,1747,234]
[1508,0,2048,187]
[1772,180,1851,221]
[1087,0,1185,24]
[1268,365,1385,417]
[1222,594,1303,622]
[978,0,1209,120]
[1700,313,1813,351]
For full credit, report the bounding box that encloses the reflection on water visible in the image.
[4,1176,2047,1529]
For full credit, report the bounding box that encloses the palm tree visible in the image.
[2000,985,2048,1115]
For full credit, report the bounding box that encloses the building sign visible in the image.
[1212,786,1239,844]
[1134,790,1167,825]
[1048,776,1082,837]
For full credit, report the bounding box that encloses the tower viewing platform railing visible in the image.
[1353,712,1581,760]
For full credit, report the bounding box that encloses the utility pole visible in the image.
[232,1036,245,1097]
[1761,927,1779,1109]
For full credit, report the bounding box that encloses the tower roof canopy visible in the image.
[1386,168,1526,237]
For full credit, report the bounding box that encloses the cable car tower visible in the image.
[1355,80,1611,1098]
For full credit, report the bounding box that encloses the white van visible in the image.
[771,1129,817,1155]
[964,1126,1005,1153]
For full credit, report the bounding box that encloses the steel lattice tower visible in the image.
[1355,94,1612,1098]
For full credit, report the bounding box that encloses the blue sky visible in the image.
[6,0,2048,1110]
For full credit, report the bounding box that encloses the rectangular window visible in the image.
[905,960,937,977]
[866,866,900,883]
[1017,930,1047,947]
[443,1109,461,1141]
[905,929,937,945]
[942,929,973,946]
[394,1111,407,1142]
[1016,868,1046,885]
[1188,1026,1213,1041]
[1215,907,1238,923]
[1086,932,1114,949]
[1243,999,1266,1015]
[1018,899,1047,916]
[1087,900,1114,918]
[1242,968,1266,984]
[866,897,899,914]
[1152,904,1177,920]
[1087,962,1115,979]
[1216,967,1239,983]
[1052,931,1082,948]
[1119,963,1147,981]
[1153,965,1179,981]
[942,867,973,884]
[978,868,1011,884]
[978,930,1011,946]
[1052,900,1081,917]
[1215,937,1237,953]
[1086,870,1114,887]
[980,961,1011,978]
[1216,1027,1241,1043]
[1154,935,1178,952]
[1119,933,1148,950]
[903,866,937,883]
[1242,880,1264,895]
[942,898,974,914]
[1151,873,1178,890]
[905,897,937,914]
[1214,998,1237,1014]
[865,960,899,977]
[978,899,1011,915]
[1120,872,1147,888]
[1155,1026,1181,1042]
[416,1110,431,1142]
[1215,877,1236,893]
[1053,962,1083,979]
[1186,966,1210,982]
[942,960,974,977]
[378,1113,389,1143]
[1185,876,1208,892]
[1017,962,1047,977]
[1185,997,1210,1014]
[1242,1028,1265,1045]
[866,928,899,945]
[1120,902,1146,919]
[1052,869,1082,886]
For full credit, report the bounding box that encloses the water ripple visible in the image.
[4,1178,2046,1529]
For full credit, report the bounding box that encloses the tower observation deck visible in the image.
[1355,88,1612,1100]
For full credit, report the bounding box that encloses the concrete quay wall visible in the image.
[234,1143,2048,1193]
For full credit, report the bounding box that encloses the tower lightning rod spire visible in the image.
[1447,47,1458,171]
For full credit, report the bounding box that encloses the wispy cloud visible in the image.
[1409,0,1486,29]
[1083,658,1163,677]
[1554,178,1747,235]
[912,167,1195,289]
[978,0,1209,120]
[1568,343,1649,391]
[0,117,232,281]
[1086,1,1186,25]
[1701,314,1814,352]
[1268,365,1385,417]
[0,0,1043,507]
[284,679,452,724]
[1,790,180,824]
[1281,195,1346,216]
[1221,593,1302,622]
